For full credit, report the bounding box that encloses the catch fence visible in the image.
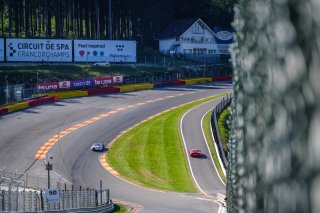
[0,169,113,212]
[211,94,232,171]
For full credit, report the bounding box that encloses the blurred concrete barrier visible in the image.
[48,90,88,99]
[115,83,154,92]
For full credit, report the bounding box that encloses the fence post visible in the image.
[8,179,11,211]
[71,185,74,209]
[100,180,102,206]
[95,190,98,207]
[40,190,44,211]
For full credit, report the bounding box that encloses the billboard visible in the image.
[213,27,233,55]
[37,82,59,91]
[59,81,71,90]
[74,40,136,63]
[0,38,4,62]
[72,79,95,89]
[6,39,72,62]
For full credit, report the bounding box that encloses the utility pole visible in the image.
[108,0,112,39]
[5,73,8,104]
[46,162,52,189]
[36,72,39,93]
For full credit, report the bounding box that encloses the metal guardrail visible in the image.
[210,94,232,170]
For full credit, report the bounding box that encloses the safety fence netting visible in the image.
[228,0,320,212]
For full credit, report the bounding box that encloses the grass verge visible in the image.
[106,94,226,192]
[112,204,127,213]
[202,110,227,183]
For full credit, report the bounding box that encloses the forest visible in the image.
[0,0,234,47]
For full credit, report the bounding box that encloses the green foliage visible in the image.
[217,107,230,152]
[112,204,127,213]
[202,110,226,183]
[0,0,234,46]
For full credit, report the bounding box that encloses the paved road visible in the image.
[180,99,226,197]
[0,83,231,212]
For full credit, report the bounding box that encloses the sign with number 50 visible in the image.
[45,189,60,203]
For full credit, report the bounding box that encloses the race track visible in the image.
[0,83,231,212]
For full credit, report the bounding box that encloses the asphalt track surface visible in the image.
[0,82,231,212]
[180,99,226,197]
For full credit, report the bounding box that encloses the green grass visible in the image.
[217,108,230,153]
[112,204,127,213]
[202,110,226,183]
[106,94,226,192]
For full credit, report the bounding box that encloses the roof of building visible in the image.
[159,18,199,39]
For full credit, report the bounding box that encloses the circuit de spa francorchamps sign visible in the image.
[6,38,72,62]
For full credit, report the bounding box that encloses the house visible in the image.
[159,18,233,63]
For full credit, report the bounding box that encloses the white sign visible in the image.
[45,189,60,203]
[74,40,136,63]
[0,38,4,62]
[216,31,233,41]
[217,44,231,55]
[6,39,72,62]
[113,76,123,84]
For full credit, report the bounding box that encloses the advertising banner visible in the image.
[6,39,72,62]
[37,82,59,91]
[59,81,71,89]
[113,76,123,84]
[213,27,233,55]
[74,40,136,63]
[72,79,95,89]
[94,77,113,87]
[0,38,4,62]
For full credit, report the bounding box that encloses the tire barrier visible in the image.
[7,102,29,112]
[48,90,89,99]
[212,76,232,82]
[183,78,212,85]
[87,87,120,96]
[26,96,56,107]
[0,107,8,116]
[115,83,154,92]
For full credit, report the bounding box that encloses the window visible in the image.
[192,23,205,34]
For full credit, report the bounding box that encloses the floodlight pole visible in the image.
[108,0,112,39]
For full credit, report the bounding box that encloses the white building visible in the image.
[159,18,219,55]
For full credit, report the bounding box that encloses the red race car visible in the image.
[189,149,202,157]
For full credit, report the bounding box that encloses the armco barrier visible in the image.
[7,102,29,112]
[0,107,8,116]
[183,78,212,85]
[115,83,154,92]
[48,90,88,99]
[212,76,233,82]
[87,87,120,96]
[26,96,56,106]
